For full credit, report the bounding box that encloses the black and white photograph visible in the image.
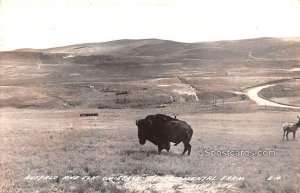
[0,0,300,192]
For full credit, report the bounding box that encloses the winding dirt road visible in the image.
[246,84,300,109]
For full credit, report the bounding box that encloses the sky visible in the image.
[0,0,300,51]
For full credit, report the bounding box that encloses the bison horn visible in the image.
[148,119,152,125]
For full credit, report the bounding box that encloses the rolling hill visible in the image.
[1,37,300,109]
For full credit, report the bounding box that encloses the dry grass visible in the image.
[1,38,300,192]
[259,79,300,106]
[1,107,299,192]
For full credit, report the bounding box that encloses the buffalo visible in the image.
[136,114,193,155]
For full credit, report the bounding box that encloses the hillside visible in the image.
[43,38,300,59]
[1,37,300,109]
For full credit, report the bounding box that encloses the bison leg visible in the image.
[293,131,296,140]
[182,142,191,156]
[286,131,289,140]
[165,142,171,152]
[283,130,286,141]
[187,144,192,155]
[158,144,163,154]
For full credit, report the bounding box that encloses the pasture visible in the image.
[1,107,299,192]
[1,38,300,192]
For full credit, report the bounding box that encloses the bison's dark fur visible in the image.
[136,114,193,155]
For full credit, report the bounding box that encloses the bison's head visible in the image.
[136,118,152,145]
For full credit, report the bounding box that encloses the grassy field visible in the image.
[259,79,300,106]
[1,38,300,192]
[1,107,299,192]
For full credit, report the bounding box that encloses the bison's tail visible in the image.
[186,128,193,141]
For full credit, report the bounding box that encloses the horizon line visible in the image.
[2,36,300,52]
